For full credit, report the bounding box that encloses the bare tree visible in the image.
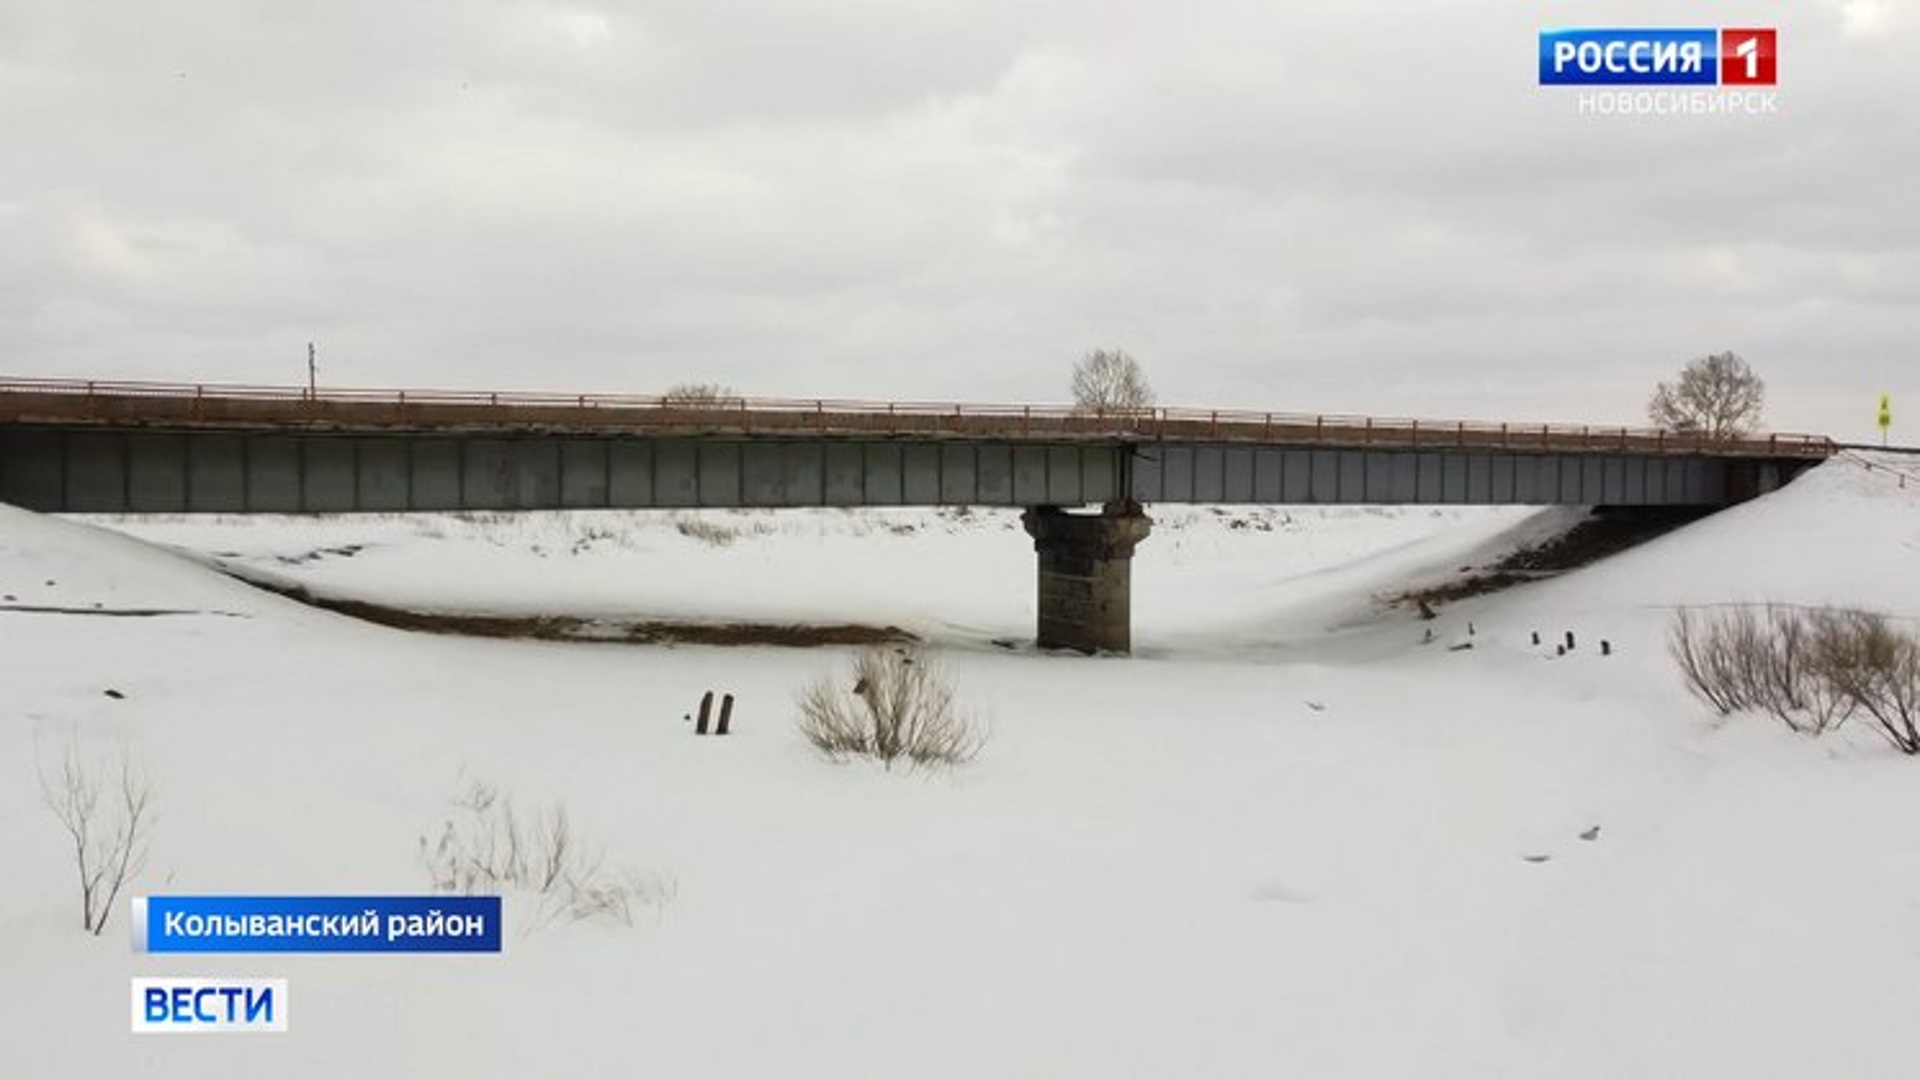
[661,382,743,407]
[1071,349,1155,414]
[40,738,155,935]
[1648,351,1765,437]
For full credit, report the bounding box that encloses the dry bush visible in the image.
[661,382,744,407]
[39,738,155,935]
[447,510,516,527]
[568,520,624,554]
[420,779,672,928]
[1669,606,1851,734]
[1669,605,1920,750]
[797,647,985,768]
[671,513,739,547]
[1669,608,1746,715]
[1806,609,1920,754]
[1769,609,1858,733]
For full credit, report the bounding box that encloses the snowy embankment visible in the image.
[3,453,1918,1078]
[83,502,1552,651]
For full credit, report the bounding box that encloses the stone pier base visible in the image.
[1020,502,1153,654]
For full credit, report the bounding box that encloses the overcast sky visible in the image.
[2,0,1914,437]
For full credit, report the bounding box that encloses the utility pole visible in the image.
[307,342,317,399]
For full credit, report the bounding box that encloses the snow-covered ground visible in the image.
[76,502,1555,654]
[4,454,1919,1078]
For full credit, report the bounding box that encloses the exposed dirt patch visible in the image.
[0,604,248,618]
[231,574,916,648]
[274,544,366,566]
[1394,507,1712,610]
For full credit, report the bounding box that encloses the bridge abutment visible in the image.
[1021,502,1153,654]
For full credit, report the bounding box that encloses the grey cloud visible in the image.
[0,0,1913,440]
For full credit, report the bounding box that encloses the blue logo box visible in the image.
[1539,29,1719,85]
[133,895,502,953]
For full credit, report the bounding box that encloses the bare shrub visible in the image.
[420,779,671,928]
[1669,606,1852,735]
[671,513,739,547]
[1767,607,1856,733]
[661,382,744,407]
[1670,608,1731,712]
[1807,609,1920,754]
[568,520,624,554]
[447,510,516,527]
[1668,604,1920,748]
[39,738,155,934]
[797,647,985,768]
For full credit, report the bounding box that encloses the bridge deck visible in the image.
[0,377,1836,458]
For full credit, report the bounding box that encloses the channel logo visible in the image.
[1540,28,1777,86]
[131,978,288,1034]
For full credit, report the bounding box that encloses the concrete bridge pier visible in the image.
[1021,502,1153,654]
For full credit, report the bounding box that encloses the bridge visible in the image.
[0,377,1836,652]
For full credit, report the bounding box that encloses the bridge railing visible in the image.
[0,375,1838,458]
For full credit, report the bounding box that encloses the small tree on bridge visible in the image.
[1071,349,1155,414]
[1648,351,1765,437]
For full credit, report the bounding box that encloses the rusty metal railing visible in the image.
[0,375,1839,458]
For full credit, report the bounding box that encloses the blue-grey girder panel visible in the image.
[976,444,1014,504]
[742,442,824,506]
[1310,451,1339,503]
[864,443,905,505]
[939,444,976,504]
[1045,446,1085,504]
[1264,450,1296,502]
[357,437,411,512]
[1011,445,1050,504]
[409,438,462,510]
[68,430,127,512]
[127,432,187,512]
[302,436,358,512]
[1081,446,1117,503]
[1442,454,1470,503]
[697,443,742,508]
[0,427,1791,512]
[189,434,246,511]
[607,440,651,507]
[902,444,942,504]
[1126,444,1741,506]
[1338,454,1366,502]
[824,443,866,505]
[245,435,301,512]
[653,441,698,507]
[1130,447,1167,502]
[1192,446,1226,502]
[559,439,608,509]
